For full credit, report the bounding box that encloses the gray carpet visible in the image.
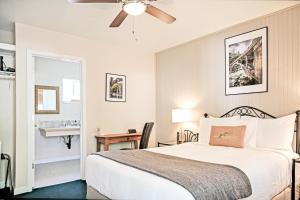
[15,180,87,199]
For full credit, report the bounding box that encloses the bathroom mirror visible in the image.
[35,85,60,114]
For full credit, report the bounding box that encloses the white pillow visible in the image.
[256,114,296,151]
[199,116,258,148]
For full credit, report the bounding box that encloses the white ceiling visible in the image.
[0,0,298,52]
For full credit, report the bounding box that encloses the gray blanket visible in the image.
[94,150,252,200]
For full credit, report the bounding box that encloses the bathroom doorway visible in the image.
[26,50,86,190]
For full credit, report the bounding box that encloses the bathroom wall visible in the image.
[34,56,81,188]
[35,57,81,122]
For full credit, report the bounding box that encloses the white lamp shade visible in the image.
[123,2,146,16]
[172,109,192,123]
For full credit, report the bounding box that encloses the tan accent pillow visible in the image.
[209,126,247,148]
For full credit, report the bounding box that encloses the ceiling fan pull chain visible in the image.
[132,17,138,42]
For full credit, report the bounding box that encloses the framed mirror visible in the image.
[35,85,60,114]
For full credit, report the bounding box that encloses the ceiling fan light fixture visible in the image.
[123,1,146,16]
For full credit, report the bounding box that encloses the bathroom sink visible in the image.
[39,126,80,137]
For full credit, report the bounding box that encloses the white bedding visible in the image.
[86,143,298,200]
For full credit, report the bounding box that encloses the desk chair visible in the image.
[121,122,154,150]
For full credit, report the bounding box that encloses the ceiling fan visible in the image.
[69,0,176,28]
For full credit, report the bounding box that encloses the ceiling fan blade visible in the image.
[146,5,176,24]
[110,10,128,28]
[69,0,119,3]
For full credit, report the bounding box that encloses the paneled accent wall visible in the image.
[156,5,300,142]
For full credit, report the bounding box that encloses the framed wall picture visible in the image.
[105,73,126,102]
[225,27,268,95]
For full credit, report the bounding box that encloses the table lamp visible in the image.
[172,109,192,143]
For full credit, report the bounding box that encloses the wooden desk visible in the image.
[95,133,142,151]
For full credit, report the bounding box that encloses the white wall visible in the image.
[156,5,300,142]
[15,23,155,193]
[0,29,14,44]
[35,57,81,121]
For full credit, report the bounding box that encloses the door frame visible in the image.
[26,49,87,190]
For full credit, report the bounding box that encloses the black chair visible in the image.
[121,122,154,150]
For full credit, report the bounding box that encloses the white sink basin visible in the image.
[39,126,80,137]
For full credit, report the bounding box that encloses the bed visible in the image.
[86,106,300,200]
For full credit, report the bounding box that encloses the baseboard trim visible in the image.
[14,186,31,195]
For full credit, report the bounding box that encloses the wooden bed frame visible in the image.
[87,106,300,200]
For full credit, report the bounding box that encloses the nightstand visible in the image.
[157,141,182,147]
[292,158,300,200]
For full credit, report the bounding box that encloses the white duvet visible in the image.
[86,143,298,200]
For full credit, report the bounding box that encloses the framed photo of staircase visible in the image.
[225,27,268,95]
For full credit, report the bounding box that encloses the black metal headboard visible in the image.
[204,106,300,154]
